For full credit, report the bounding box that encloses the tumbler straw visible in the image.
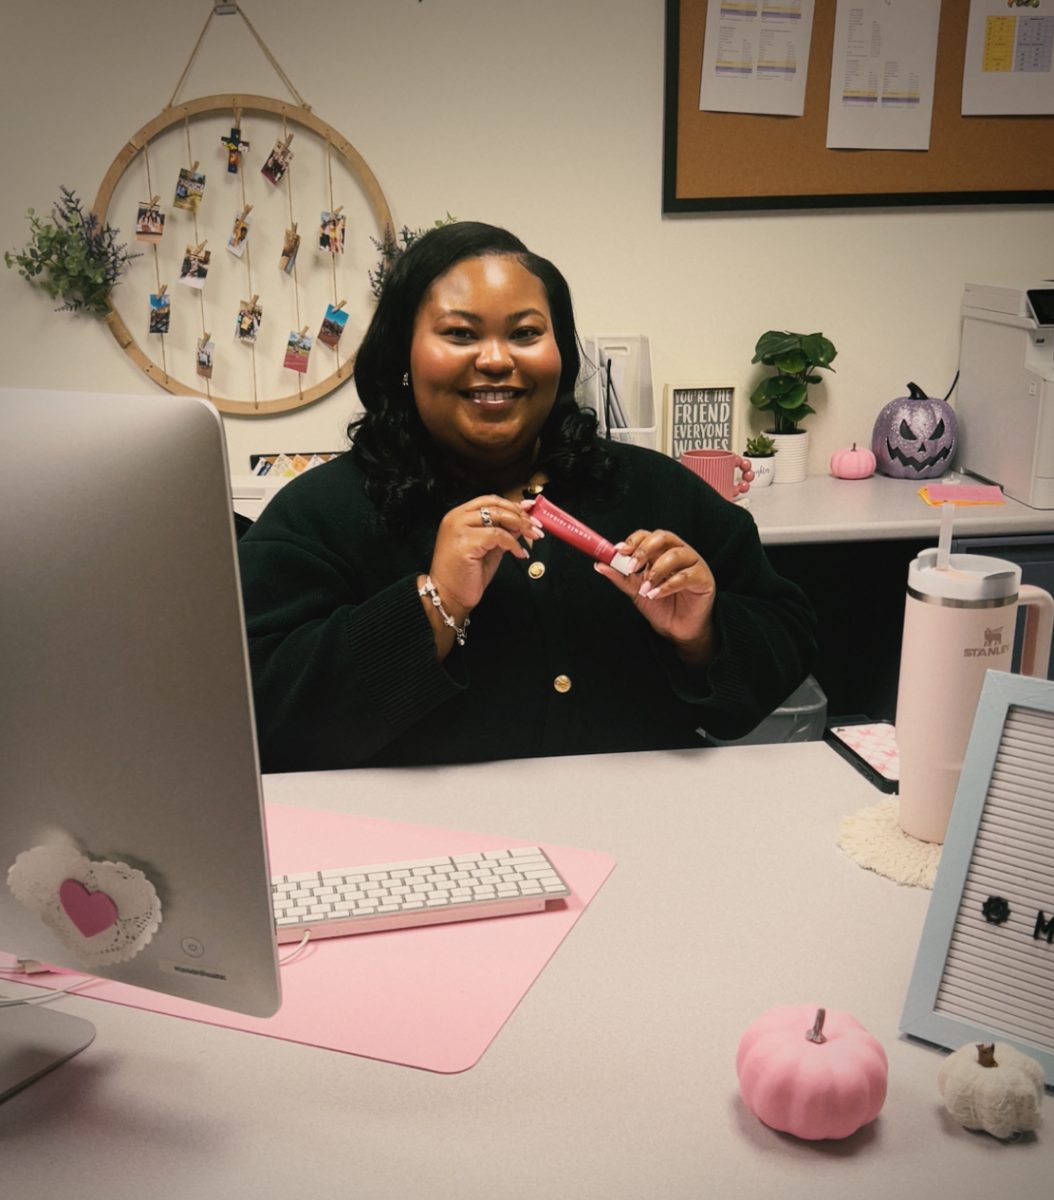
[936,501,954,570]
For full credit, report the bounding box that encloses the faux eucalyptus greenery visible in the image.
[368,213,457,299]
[4,187,139,316]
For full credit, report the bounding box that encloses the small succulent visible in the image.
[4,186,139,315]
[368,213,457,299]
[745,433,777,457]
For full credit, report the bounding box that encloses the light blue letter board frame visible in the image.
[900,670,1054,1089]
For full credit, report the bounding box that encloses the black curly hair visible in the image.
[349,221,614,527]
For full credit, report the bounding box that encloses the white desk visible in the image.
[747,473,1054,545]
[2,744,1048,1198]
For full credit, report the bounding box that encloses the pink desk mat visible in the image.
[16,805,617,1074]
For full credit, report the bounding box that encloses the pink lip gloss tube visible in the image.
[526,494,636,576]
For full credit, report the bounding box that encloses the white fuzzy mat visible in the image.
[837,798,942,889]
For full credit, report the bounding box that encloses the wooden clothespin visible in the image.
[194,240,208,255]
[334,299,347,311]
[189,161,199,173]
[157,284,168,299]
[299,326,309,338]
[282,133,294,150]
[201,331,211,344]
[149,195,160,208]
[239,203,253,220]
[332,205,344,218]
[249,294,259,308]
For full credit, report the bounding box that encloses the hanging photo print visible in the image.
[173,166,206,213]
[196,334,215,379]
[284,328,312,373]
[220,125,250,173]
[135,199,164,244]
[227,208,252,259]
[149,290,171,334]
[280,224,300,275]
[236,297,263,344]
[318,303,349,348]
[178,245,210,289]
[261,136,294,186]
[319,209,345,254]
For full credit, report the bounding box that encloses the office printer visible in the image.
[957,282,1054,509]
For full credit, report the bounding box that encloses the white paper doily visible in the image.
[8,843,162,965]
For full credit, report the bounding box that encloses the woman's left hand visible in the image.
[594,529,717,670]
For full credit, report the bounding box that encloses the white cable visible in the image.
[0,975,98,1007]
[277,931,311,965]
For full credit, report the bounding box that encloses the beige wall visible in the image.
[3,0,1052,476]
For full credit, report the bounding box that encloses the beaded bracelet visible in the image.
[417,576,470,647]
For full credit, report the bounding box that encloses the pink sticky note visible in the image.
[922,483,1004,505]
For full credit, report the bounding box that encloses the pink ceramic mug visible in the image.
[679,449,753,501]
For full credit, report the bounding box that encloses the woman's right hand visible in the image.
[420,496,543,653]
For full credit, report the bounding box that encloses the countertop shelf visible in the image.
[745,473,1053,545]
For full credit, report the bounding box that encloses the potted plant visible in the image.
[743,433,777,489]
[4,186,138,316]
[749,330,837,483]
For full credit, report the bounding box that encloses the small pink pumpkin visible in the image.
[736,1005,888,1140]
[830,442,876,480]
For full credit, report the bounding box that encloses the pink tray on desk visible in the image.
[19,805,616,1074]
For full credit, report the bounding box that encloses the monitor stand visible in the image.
[0,998,96,1102]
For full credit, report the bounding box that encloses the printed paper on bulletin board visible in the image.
[663,0,1054,212]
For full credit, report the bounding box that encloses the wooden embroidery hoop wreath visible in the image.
[93,94,393,415]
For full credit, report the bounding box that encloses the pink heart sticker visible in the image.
[59,878,119,938]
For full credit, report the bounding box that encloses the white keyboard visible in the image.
[272,846,571,943]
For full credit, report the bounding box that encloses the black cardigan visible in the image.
[238,441,816,772]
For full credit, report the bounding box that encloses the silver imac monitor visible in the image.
[0,388,281,1101]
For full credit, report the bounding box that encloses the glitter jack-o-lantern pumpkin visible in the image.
[871,383,958,479]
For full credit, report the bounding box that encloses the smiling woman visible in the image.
[237,222,817,772]
[409,256,563,485]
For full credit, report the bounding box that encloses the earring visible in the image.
[402,372,410,388]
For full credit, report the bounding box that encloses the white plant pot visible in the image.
[744,456,774,488]
[769,430,810,484]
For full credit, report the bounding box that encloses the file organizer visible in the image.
[583,335,657,450]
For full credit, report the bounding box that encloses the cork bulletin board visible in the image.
[663,0,1054,212]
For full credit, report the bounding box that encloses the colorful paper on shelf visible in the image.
[9,806,616,1074]
[919,484,1004,506]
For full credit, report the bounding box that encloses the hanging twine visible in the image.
[167,3,309,111]
[281,111,303,405]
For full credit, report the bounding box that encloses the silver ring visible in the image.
[480,506,493,527]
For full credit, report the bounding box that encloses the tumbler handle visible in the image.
[1019,584,1054,678]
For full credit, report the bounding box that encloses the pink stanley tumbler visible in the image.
[895,548,1054,843]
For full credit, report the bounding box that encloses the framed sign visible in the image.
[664,384,736,458]
[900,671,1054,1088]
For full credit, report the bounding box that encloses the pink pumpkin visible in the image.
[736,1005,888,1140]
[830,443,876,479]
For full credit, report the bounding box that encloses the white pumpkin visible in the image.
[937,1042,1045,1140]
